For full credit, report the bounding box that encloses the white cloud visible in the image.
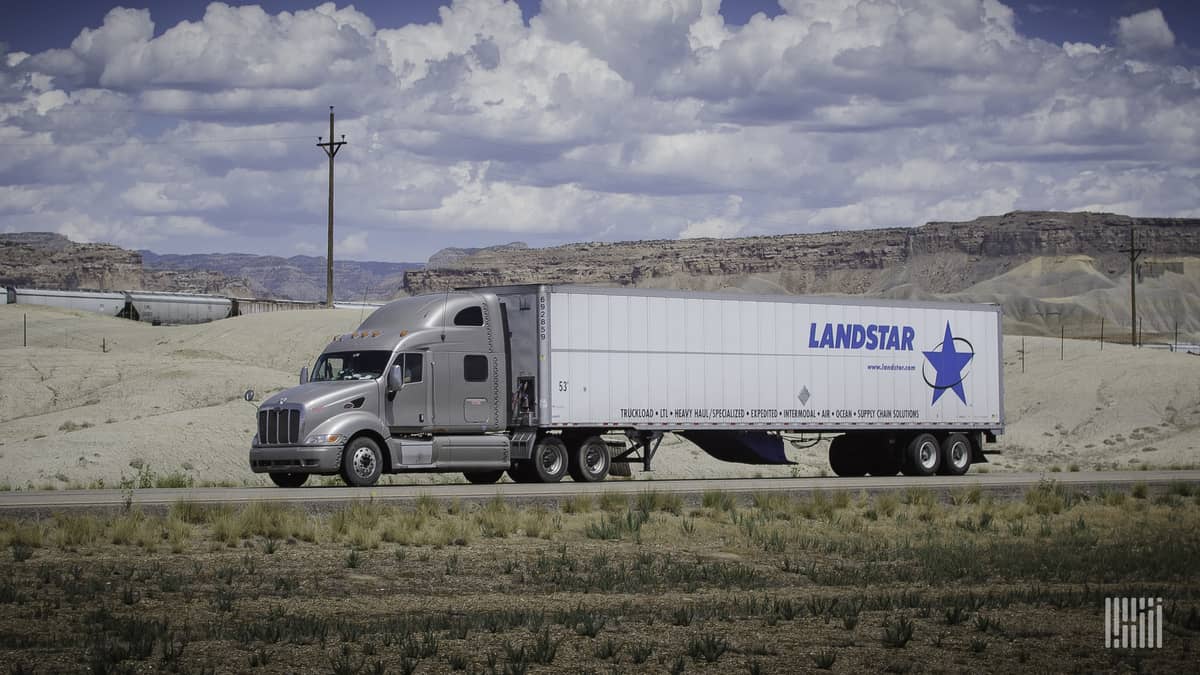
[338,231,369,256]
[0,0,1196,261]
[1116,9,1175,53]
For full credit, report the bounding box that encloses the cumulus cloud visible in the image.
[338,231,369,256]
[1116,9,1175,53]
[0,0,1196,261]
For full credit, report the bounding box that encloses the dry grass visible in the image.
[0,483,1196,673]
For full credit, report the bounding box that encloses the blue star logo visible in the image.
[922,323,974,405]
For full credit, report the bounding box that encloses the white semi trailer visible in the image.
[249,285,1003,487]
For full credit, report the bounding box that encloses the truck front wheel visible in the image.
[531,436,569,483]
[568,436,610,482]
[341,436,383,487]
[269,472,308,488]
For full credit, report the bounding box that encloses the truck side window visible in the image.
[402,354,423,384]
[463,355,488,382]
[454,306,484,326]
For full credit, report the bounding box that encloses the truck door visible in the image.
[433,353,496,431]
[386,352,429,431]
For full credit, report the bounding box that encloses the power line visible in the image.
[1118,224,1145,348]
[317,106,347,309]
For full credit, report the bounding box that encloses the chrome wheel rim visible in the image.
[950,440,969,469]
[585,443,606,474]
[539,446,563,475]
[918,440,938,471]
[352,446,377,478]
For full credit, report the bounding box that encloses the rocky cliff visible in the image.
[402,211,1200,297]
[0,233,250,295]
[140,251,422,301]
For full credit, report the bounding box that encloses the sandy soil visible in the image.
[1,303,1197,488]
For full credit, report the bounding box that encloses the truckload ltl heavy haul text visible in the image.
[249,285,1003,487]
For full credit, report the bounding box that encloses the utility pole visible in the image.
[317,106,347,308]
[1118,224,1145,347]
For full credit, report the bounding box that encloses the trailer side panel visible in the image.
[545,288,1002,433]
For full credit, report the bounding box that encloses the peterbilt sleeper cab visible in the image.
[249,292,518,488]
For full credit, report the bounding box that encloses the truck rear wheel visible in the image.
[828,435,866,477]
[340,436,383,487]
[269,472,308,488]
[902,433,941,477]
[568,436,610,482]
[531,436,569,483]
[463,470,504,484]
[938,433,971,476]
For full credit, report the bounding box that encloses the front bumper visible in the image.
[249,444,341,473]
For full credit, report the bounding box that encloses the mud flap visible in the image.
[678,431,793,465]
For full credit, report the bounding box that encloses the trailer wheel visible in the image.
[902,433,941,477]
[938,433,971,476]
[568,436,611,482]
[340,436,383,487]
[828,436,866,477]
[463,470,505,484]
[531,436,569,483]
[268,472,308,488]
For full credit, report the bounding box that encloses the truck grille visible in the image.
[258,407,301,445]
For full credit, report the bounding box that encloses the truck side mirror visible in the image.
[243,389,255,402]
[388,365,404,393]
[299,366,309,385]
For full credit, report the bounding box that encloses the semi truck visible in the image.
[248,285,1003,487]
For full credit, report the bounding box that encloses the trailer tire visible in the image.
[903,433,941,477]
[340,436,383,487]
[568,436,610,482]
[531,436,569,483]
[938,433,971,476]
[463,470,505,484]
[828,436,866,477]
[269,472,308,488]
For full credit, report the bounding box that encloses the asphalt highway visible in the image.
[0,470,1196,513]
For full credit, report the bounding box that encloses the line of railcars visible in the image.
[5,286,381,325]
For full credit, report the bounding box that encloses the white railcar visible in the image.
[123,291,233,325]
[5,287,126,316]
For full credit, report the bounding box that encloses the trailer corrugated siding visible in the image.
[544,289,1002,432]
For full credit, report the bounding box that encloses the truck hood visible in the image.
[261,381,378,413]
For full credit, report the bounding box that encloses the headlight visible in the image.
[305,433,345,445]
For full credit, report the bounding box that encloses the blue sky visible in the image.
[1,1,1197,262]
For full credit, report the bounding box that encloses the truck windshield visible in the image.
[311,351,392,382]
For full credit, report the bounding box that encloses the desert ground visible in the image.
[1,303,1198,674]
[1,301,1198,489]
